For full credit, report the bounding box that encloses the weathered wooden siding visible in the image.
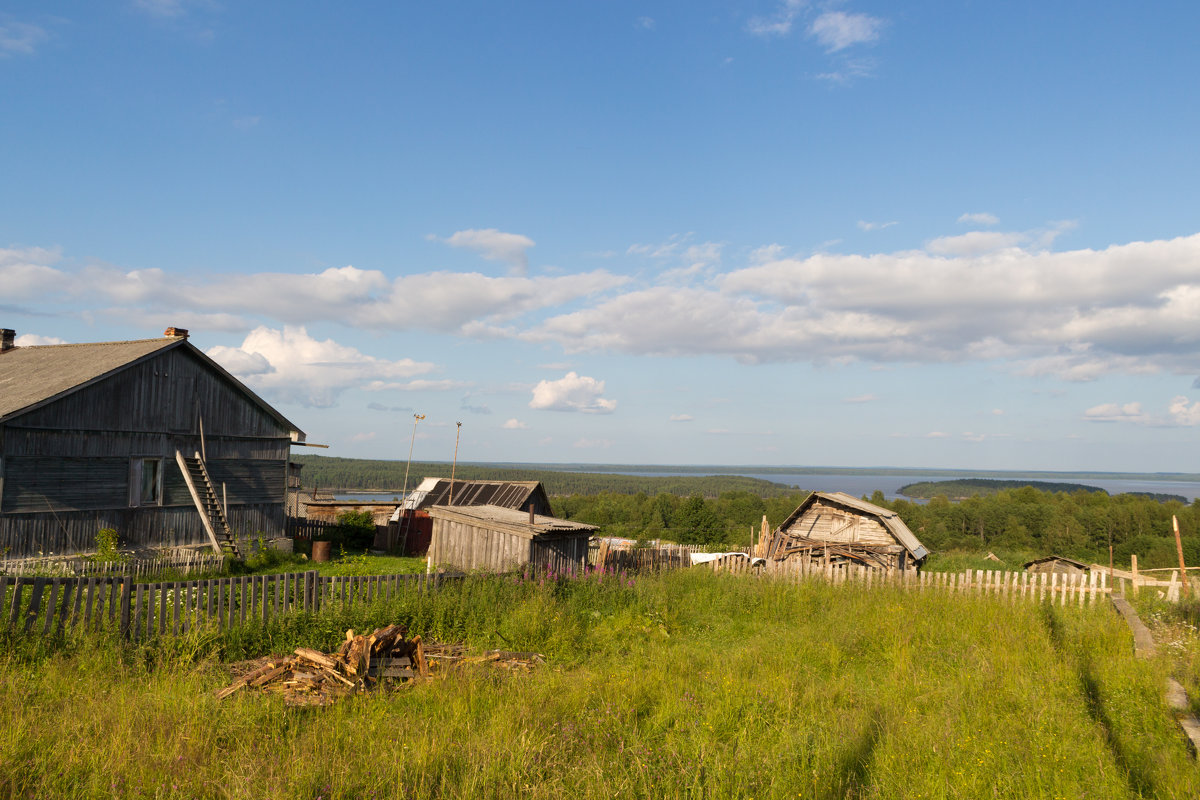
[0,503,283,559]
[530,535,590,572]
[429,519,532,572]
[9,347,290,439]
[781,500,895,547]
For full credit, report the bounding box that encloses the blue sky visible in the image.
[4,1,1200,472]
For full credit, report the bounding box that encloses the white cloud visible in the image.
[1169,396,1200,426]
[350,432,377,443]
[809,11,883,52]
[958,212,999,226]
[747,0,807,37]
[0,20,49,56]
[529,372,617,414]
[14,333,66,346]
[0,246,64,298]
[925,431,950,438]
[669,414,694,422]
[635,17,655,31]
[857,220,896,232]
[502,418,528,429]
[843,394,877,404]
[437,228,535,274]
[206,326,437,408]
[1084,402,1151,424]
[926,231,1028,256]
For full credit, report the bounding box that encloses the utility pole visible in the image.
[398,413,425,555]
[448,421,463,506]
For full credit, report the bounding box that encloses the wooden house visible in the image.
[0,327,305,559]
[382,478,553,554]
[1023,556,1090,576]
[426,504,596,573]
[765,491,928,571]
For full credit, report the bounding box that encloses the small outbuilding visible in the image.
[1023,556,1090,575]
[426,504,597,573]
[765,491,928,571]
[382,478,553,554]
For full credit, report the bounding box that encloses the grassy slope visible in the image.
[0,571,1195,799]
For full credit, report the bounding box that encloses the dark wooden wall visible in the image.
[0,345,293,557]
[0,503,284,558]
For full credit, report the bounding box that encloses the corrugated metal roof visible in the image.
[780,491,929,560]
[426,504,597,538]
[399,478,548,512]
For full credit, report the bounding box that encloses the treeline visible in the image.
[898,478,1106,499]
[551,490,812,547]
[878,487,1200,569]
[292,455,797,498]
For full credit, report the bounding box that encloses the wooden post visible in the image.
[1174,515,1190,599]
[1131,554,1139,596]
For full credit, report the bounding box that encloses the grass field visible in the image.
[0,570,1196,799]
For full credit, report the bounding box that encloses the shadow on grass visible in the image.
[822,709,884,800]
[1040,602,1157,798]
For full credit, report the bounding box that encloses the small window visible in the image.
[130,458,163,507]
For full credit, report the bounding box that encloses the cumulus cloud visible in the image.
[0,246,64,298]
[529,372,617,414]
[809,11,883,52]
[14,333,66,346]
[0,20,49,56]
[1169,396,1200,426]
[669,414,694,422]
[1083,402,1152,424]
[857,220,896,232]
[502,418,528,429]
[958,212,999,226]
[437,228,535,274]
[207,326,436,408]
[747,0,806,36]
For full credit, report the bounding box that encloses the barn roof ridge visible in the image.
[0,334,303,438]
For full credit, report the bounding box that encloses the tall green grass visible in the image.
[0,570,1195,799]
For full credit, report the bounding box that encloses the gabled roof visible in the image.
[1023,555,1090,570]
[426,504,597,540]
[0,335,303,437]
[398,477,549,512]
[779,491,929,560]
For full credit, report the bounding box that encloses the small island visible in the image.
[898,478,1106,500]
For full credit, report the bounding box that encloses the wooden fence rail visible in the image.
[0,570,454,641]
[700,556,1113,606]
[0,552,228,579]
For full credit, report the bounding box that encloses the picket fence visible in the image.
[0,552,227,579]
[593,542,708,571]
[0,570,455,641]
[701,555,1114,606]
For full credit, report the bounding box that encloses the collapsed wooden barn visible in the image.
[1024,555,1090,576]
[426,504,596,573]
[381,478,553,554]
[0,327,305,559]
[762,491,928,571]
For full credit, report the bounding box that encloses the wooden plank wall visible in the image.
[782,501,894,547]
[1,570,455,640]
[0,502,285,558]
[430,519,531,572]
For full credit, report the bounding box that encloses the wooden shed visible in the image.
[765,491,929,571]
[1023,556,1090,576]
[426,504,597,573]
[0,327,305,558]
[382,478,553,555]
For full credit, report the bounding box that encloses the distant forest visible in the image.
[900,478,1187,504]
[291,455,798,498]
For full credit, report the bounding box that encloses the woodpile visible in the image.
[216,624,544,706]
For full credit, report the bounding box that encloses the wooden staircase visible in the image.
[175,450,240,558]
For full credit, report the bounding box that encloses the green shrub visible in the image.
[90,528,124,563]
